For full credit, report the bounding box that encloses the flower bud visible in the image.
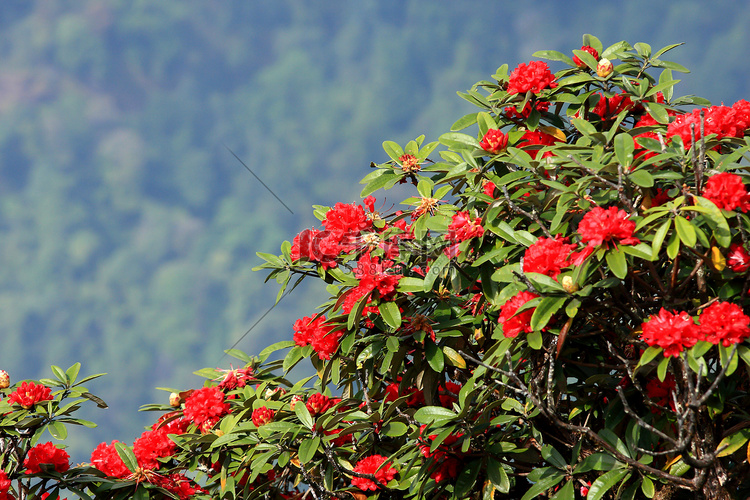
[0,370,9,389]
[289,394,304,411]
[169,392,181,407]
[562,276,579,293]
[252,406,275,427]
[596,58,614,78]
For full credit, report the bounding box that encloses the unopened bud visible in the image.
[596,58,614,78]
[290,395,304,411]
[562,276,579,293]
[0,370,9,389]
[169,392,181,407]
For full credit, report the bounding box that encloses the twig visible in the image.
[501,186,553,238]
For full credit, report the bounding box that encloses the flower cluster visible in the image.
[351,455,397,491]
[182,386,231,432]
[293,314,343,360]
[523,236,577,278]
[23,442,70,475]
[479,129,509,154]
[252,406,275,427]
[217,366,255,391]
[399,154,421,173]
[498,291,539,338]
[518,129,562,159]
[667,101,750,148]
[642,302,750,356]
[0,471,10,500]
[445,211,484,243]
[342,252,402,313]
[8,381,52,409]
[727,243,750,272]
[578,206,640,248]
[702,172,750,212]
[91,441,131,478]
[506,61,557,95]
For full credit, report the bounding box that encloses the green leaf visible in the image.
[379,301,402,330]
[651,219,671,257]
[454,459,481,498]
[259,341,296,359]
[423,253,449,291]
[443,346,466,369]
[674,216,697,247]
[532,50,575,66]
[695,196,732,247]
[666,232,680,260]
[425,341,445,372]
[487,458,510,493]
[114,442,139,473]
[295,402,314,430]
[587,469,629,500]
[574,453,619,473]
[51,365,67,384]
[716,428,750,457]
[65,363,81,385]
[439,132,481,151]
[414,406,456,425]
[638,346,663,367]
[641,476,655,498]
[520,468,565,500]
[550,481,575,500]
[527,330,543,350]
[541,444,567,469]
[298,436,320,463]
[657,355,670,381]
[48,421,67,440]
[383,141,404,161]
[628,169,654,188]
[530,296,567,332]
[397,277,425,292]
[644,101,670,124]
[606,248,628,279]
[614,133,635,167]
[451,113,478,132]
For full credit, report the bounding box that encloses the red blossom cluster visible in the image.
[305,393,331,415]
[506,61,557,95]
[342,252,402,313]
[23,442,70,475]
[293,314,343,360]
[251,406,275,427]
[645,374,677,412]
[133,420,185,470]
[445,211,484,243]
[91,441,131,478]
[217,366,255,391]
[518,129,562,159]
[523,236,578,278]
[8,381,52,409]
[351,455,397,491]
[702,172,750,212]
[578,206,640,248]
[183,386,231,432]
[590,92,633,119]
[0,471,10,500]
[291,202,373,269]
[641,302,750,356]
[418,425,463,482]
[498,291,539,338]
[383,377,425,407]
[727,243,750,272]
[479,129,509,154]
[667,100,750,148]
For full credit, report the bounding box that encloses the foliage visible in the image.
[5,34,750,500]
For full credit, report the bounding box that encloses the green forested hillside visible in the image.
[0,0,748,457]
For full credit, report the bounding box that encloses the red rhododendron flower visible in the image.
[640,308,701,357]
[498,291,539,338]
[133,427,176,470]
[573,45,599,67]
[91,441,130,478]
[727,243,750,272]
[482,180,497,198]
[645,374,676,412]
[698,301,750,347]
[292,314,343,360]
[183,386,230,432]
[218,366,255,391]
[507,61,557,95]
[590,92,633,119]
[667,105,746,149]
[291,228,339,269]
[733,99,750,130]
[252,406,275,427]
[479,129,509,154]
[578,206,640,248]
[702,172,750,212]
[445,211,484,243]
[384,377,425,407]
[24,442,70,475]
[351,455,397,491]
[0,471,11,500]
[306,393,331,415]
[518,129,561,159]
[523,236,578,278]
[342,252,402,314]
[153,473,206,500]
[8,381,52,409]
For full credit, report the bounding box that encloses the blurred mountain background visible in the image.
[1,0,748,459]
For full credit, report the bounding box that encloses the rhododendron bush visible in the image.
[4,35,750,499]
